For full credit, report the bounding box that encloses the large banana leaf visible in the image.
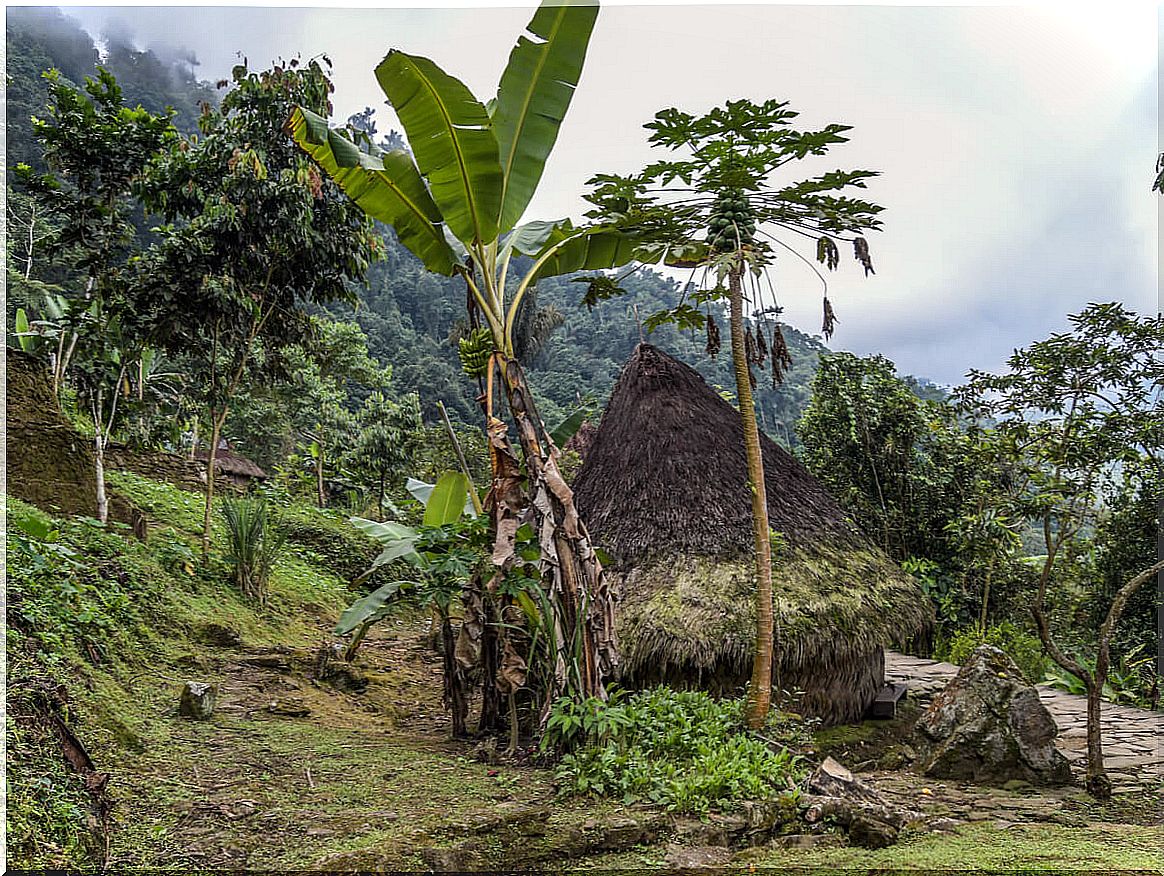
[376,51,503,247]
[529,223,651,282]
[336,579,416,636]
[493,1,598,232]
[422,471,471,527]
[288,107,459,275]
[406,476,478,519]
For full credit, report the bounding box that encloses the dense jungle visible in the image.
[6,5,1162,873]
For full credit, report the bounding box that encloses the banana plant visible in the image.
[288,0,689,704]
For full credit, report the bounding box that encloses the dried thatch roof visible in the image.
[194,446,267,480]
[573,343,927,723]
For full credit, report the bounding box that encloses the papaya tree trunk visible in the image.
[496,354,618,708]
[727,264,774,729]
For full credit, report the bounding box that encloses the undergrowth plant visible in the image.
[545,687,805,814]
[221,496,286,602]
[945,621,1048,685]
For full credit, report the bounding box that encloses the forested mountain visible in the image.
[6,6,217,171]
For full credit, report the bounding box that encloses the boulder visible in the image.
[178,681,217,719]
[914,645,1072,786]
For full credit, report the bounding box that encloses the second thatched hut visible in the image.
[572,343,927,725]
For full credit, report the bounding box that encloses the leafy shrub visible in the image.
[946,622,1048,684]
[546,687,804,814]
[221,497,286,601]
[1044,644,1159,709]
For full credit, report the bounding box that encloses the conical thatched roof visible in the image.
[573,343,927,724]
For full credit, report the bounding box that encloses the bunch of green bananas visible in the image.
[458,326,494,377]
[707,187,757,252]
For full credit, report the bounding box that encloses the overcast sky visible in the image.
[56,1,1160,385]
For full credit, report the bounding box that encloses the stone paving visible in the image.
[885,650,1164,791]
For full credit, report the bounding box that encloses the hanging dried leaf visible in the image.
[853,237,875,276]
[705,313,721,357]
[745,325,760,364]
[822,297,838,340]
[755,324,768,363]
[771,324,793,387]
[817,236,840,271]
[496,636,528,695]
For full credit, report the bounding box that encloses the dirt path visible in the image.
[886,650,1164,792]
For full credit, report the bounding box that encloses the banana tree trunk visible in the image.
[496,354,618,706]
[727,264,775,729]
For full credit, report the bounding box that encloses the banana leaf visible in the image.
[287,106,459,275]
[493,1,598,231]
[376,51,503,246]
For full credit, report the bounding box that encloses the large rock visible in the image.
[914,645,1071,786]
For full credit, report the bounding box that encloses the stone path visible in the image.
[885,651,1164,791]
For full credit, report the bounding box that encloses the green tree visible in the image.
[798,352,977,564]
[347,390,423,520]
[583,99,883,727]
[958,303,1164,798]
[288,0,656,709]
[17,67,175,522]
[135,58,380,557]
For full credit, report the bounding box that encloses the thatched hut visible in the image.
[572,344,927,725]
[194,440,268,488]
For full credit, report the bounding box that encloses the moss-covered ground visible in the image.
[7,471,1161,873]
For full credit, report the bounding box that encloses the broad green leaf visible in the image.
[549,404,591,447]
[406,475,478,518]
[350,516,419,545]
[529,223,650,282]
[287,107,458,275]
[14,309,33,352]
[423,471,470,527]
[336,579,414,635]
[501,218,563,264]
[376,51,502,246]
[493,1,598,231]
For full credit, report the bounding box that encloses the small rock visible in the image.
[772,833,829,850]
[179,681,217,719]
[847,812,899,849]
[664,844,732,870]
[419,842,486,872]
[266,698,311,717]
[673,818,730,847]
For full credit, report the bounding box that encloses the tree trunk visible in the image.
[441,612,469,738]
[1084,678,1111,799]
[94,407,109,525]
[378,470,386,522]
[496,355,617,706]
[478,595,503,734]
[979,562,995,633]
[202,409,225,562]
[727,264,774,729]
[316,446,327,508]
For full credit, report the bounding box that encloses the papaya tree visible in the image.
[288,0,688,710]
[581,99,884,727]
